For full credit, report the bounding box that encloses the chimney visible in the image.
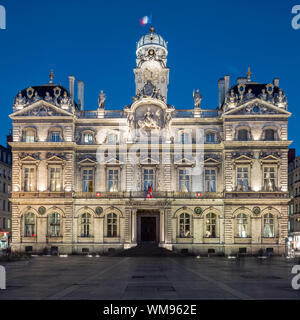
[6,129,12,148]
[68,76,75,101]
[224,75,230,96]
[237,77,247,85]
[78,81,84,110]
[218,78,225,108]
[288,148,296,163]
[273,78,280,87]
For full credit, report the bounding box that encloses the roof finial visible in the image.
[49,69,54,84]
[150,26,155,33]
[246,67,252,82]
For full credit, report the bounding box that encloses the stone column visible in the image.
[160,209,165,243]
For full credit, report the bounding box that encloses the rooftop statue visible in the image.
[193,89,202,108]
[98,90,106,109]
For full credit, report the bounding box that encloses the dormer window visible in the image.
[50,131,61,142]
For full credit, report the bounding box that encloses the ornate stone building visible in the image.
[9,27,291,255]
[288,149,300,251]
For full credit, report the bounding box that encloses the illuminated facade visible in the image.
[10,27,291,255]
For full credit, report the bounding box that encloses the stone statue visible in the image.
[98,90,106,109]
[138,107,160,129]
[193,89,202,108]
[276,89,287,108]
[33,91,41,103]
[245,88,255,100]
[259,89,267,101]
[44,92,53,103]
[14,91,26,108]
[60,91,72,109]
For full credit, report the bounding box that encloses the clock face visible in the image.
[143,68,159,81]
[148,49,155,56]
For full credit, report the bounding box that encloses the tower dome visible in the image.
[137,27,167,50]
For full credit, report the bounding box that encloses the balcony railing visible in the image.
[77,109,220,119]
[75,191,223,199]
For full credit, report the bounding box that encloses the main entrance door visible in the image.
[141,217,156,242]
[137,210,159,243]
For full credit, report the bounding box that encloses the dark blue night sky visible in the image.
[0,0,299,152]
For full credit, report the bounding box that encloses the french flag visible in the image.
[140,16,151,26]
[145,185,153,198]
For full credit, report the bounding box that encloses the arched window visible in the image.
[237,129,249,141]
[107,213,118,237]
[49,213,61,237]
[24,213,35,237]
[24,129,35,142]
[264,213,275,238]
[237,213,248,238]
[264,129,275,141]
[107,133,118,145]
[179,213,191,238]
[206,213,216,238]
[83,132,94,144]
[81,213,91,237]
[205,132,215,143]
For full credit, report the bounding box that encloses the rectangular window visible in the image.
[143,168,154,191]
[179,169,190,192]
[50,132,61,142]
[237,167,249,191]
[108,169,119,192]
[3,218,5,229]
[2,200,5,211]
[263,167,276,191]
[49,167,61,192]
[25,133,35,143]
[205,169,216,192]
[82,169,94,192]
[24,167,35,191]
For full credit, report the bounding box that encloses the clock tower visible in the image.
[134,27,169,102]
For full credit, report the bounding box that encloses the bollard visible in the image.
[0,265,5,290]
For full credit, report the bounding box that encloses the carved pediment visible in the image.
[11,101,73,118]
[174,157,195,166]
[19,152,40,161]
[224,99,291,116]
[46,152,67,160]
[259,154,281,164]
[78,157,98,167]
[204,158,221,165]
[139,156,159,165]
[232,154,254,164]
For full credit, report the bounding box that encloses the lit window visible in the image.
[49,167,61,192]
[107,134,117,144]
[237,167,249,191]
[50,131,61,142]
[24,213,35,237]
[82,169,94,192]
[143,168,154,191]
[205,169,216,192]
[24,167,35,191]
[179,169,190,192]
[108,169,119,192]
[179,213,191,238]
[107,213,118,237]
[25,130,35,142]
[206,213,216,238]
[81,213,91,237]
[237,213,248,238]
[83,133,93,144]
[263,167,276,191]
[7,218,11,229]
[49,213,61,237]
[264,213,274,237]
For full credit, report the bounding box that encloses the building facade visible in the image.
[10,27,291,255]
[288,149,300,251]
[0,135,12,249]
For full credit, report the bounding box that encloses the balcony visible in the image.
[12,192,73,198]
[75,191,223,199]
[225,192,290,199]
